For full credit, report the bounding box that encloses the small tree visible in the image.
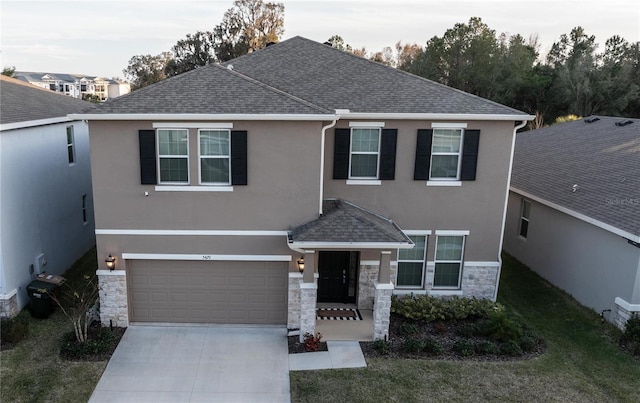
[45,275,98,343]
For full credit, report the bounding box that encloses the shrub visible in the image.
[303,332,322,352]
[422,337,444,355]
[457,322,479,337]
[0,316,29,346]
[500,340,524,356]
[519,335,538,353]
[373,339,392,355]
[391,294,501,323]
[453,339,475,357]
[403,337,424,353]
[623,314,640,343]
[433,322,448,334]
[60,327,117,360]
[399,322,420,336]
[475,340,499,355]
[481,311,523,342]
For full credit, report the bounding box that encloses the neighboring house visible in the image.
[504,116,640,329]
[75,36,532,340]
[0,76,96,318]
[14,72,131,101]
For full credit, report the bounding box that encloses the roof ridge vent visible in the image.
[615,119,633,127]
[584,117,600,123]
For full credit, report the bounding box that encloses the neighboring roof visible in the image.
[92,63,333,115]
[15,71,120,84]
[289,199,413,247]
[224,36,527,116]
[511,116,640,239]
[0,75,93,126]
[80,36,530,119]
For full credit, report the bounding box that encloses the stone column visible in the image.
[299,250,317,342]
[97,269,129,327]
[373,282,394,340]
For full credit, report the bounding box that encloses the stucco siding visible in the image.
[504,191,640,320]
[0,121,95,313]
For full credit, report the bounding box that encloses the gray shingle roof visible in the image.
[511,116,640,237]
[290,199,413,244]
[0,75,93,125]
[224,36,527,115]
[93,63,333,115]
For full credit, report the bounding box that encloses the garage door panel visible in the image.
[128,260,287,324]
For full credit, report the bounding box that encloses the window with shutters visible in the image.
[333,125,397,183]
[157,129,189,184]
[199,129,231,185]
[350,128,380,179]
[430,128,463,180]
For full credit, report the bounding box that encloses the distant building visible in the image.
[14,72,130,101]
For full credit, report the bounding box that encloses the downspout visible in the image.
[494,120,528,301]
[318,119,338,215]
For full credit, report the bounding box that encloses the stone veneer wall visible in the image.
[614,298,640,330]
[288,274,302,329]
[358,264,397,310]
[299,284,317,342]
[97,270,128,327]
[373,282,393,340]
[460,265,499,300]
[0,291,19,319]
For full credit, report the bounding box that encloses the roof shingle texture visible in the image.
[1,75,93,125]
[511,116,640,237]
[290,199,413,244]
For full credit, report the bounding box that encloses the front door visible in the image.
[317,251,358,304]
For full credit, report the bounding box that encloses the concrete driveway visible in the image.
[89,325,290,403]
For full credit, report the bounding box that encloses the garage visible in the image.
[127,260,287,324]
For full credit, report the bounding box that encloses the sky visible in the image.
[1,0,639,80]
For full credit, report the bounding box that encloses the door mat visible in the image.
[316,308,362,321]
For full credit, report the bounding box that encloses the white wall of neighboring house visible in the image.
[504,191,640,325]
[107,82,131,99]
[0,120,95,314]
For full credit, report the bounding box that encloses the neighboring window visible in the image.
[66,126,75,164]
[430,128,463,180]
[397,235,427,287]
[349,128,380,178]
[157,129,189,184]
[434,235,465,288]
[519,199,531,238]
[80,84,87,92]
[82,194,88,224]
[199,130,231,185]
[49,83,56,90]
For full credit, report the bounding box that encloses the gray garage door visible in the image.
[128,260,287,324]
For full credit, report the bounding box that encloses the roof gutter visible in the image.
[68,113,338,122]
[337,112,535,121]
[495,119,528,301]
[319,118,338,215]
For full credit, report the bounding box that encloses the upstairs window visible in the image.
[333,126,397,181]
[157,129,189,184]
[430,128,463,180]
[434,235,465,288]
[66,126,75,164]
[519,199,531,238]
[414,127,480,182]
[350,128,380,178]
[199,130,231,185]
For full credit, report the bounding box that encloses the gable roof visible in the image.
[79,37,531,120]
[0,75,92,126]
[92,63,333,116]
[289,199,413,248]
[224,36,526,116]
[511,116,640,239]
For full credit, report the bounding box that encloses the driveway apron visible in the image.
[89,325,291,403]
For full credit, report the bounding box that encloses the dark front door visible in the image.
[318,251,358,304]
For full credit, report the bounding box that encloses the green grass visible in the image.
[290,253,640,402]
[0,247,106,403]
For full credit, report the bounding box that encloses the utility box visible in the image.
[26,280,58,319]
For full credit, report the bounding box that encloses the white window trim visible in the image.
[426,181,462,187]
[396,232,429,289]
[154,122,233,129]
[435,230,470,236]
[155,185,233,192]
[157,128,190,185]
[346,179,382,186]
[429,127,464,181]
[349,122,385,128]
[519,199,531,240]
[197,129,231,186]
[66,126,75,165]
[348,127,381,180]
[431,122,468,129]
[433,234,466,290]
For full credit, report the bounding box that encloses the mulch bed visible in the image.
[359,314,545,361]
[60,322,126,361]
[288,335,328,354]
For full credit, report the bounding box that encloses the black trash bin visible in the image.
[26,280,58,319]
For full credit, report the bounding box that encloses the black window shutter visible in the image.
[333,128,350,179]
[379,129,397,180]
[231,130,248,185]
[460,130,480,181]
[139,130,157,185]
[414,129,433,180]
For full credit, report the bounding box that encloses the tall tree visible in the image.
[165,31,216,77]
[213,0,284,62]
[123,52,173,90]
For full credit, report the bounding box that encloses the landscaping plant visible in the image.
[303,332,323,352]
[44,274,98,343]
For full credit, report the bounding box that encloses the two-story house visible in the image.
[0,75,95,318]
[75,37,532,340]
[15,72,131,101]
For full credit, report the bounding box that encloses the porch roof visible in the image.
[288,199,413,249]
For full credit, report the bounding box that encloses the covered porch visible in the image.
[287,199,413,341]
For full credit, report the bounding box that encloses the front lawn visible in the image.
[0,248,114,402]
[290,254,640,402]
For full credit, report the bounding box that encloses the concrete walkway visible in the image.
[289,340,367,371]
[89,325,290,403]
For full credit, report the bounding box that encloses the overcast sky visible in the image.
[1,0,639,79]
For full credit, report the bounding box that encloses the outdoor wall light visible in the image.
[297,256,305,273]
[105,254,116,271]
